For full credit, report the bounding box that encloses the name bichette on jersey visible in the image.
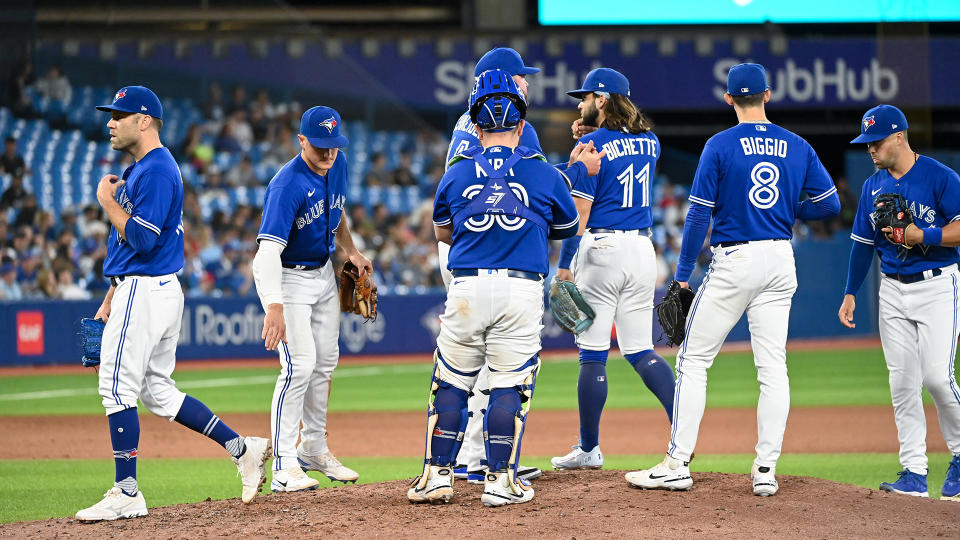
[599,136,658,161]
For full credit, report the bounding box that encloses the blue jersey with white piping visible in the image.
[257,151,348,267]
[850,155,960,274]
[434,145,578,274]
[103,147,185,276]
[689,123,836,244]
[571,127,659,230]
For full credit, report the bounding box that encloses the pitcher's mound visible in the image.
[5,471,957,538]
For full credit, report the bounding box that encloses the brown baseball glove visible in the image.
[340,261,378,320]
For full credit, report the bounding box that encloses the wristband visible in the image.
[923,227,943,246]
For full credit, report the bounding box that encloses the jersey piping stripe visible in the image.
[131,216,161,235]
[808,186,838,203]
[274,342,294,471]
[112,280,138,407]
[948,274,960,406]
[951,215,960,223]
[688,195,715,208]
[257,233,288,247]
[850,233,874,245]
[433,218,452,226]
[552,217,579,229]
[570,190,594,201]
[668,259,716,457]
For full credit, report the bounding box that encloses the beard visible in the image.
[581,106,600,128]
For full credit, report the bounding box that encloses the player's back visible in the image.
[445,112,542,168]
[574,127,659,230]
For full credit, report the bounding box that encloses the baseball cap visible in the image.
[850,104,909,144]
[726,63,769,96]
[567,68,630,98]
[474,47,540,77]
[96,86,163,119]
[300,106,349,149]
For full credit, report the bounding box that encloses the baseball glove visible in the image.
[549,278,596,334]
[872,192,914,248]
[656,280,696,347]
[78,317,106,368]
[340,261,378,320]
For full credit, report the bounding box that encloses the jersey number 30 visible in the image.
[617,163,650,208]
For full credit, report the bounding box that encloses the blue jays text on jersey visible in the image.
[103,147,185,277]
[851,155,960,275]
[433,145,579,275]
[570,127,660,230]
[689,123,836,244]
[257,151,347,266]
[445,112,543,167]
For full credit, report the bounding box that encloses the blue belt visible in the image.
[884,263,959,284]
[282,263,322,270]
[588,228,651,236]
[451,269,544,282]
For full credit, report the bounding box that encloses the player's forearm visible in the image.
[434,224,453,245]
[334,215,360,255]
[100,197,130,240]
[252,240,284,308]
[675,202,712,282]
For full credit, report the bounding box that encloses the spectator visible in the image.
[6,61,35,117]
[1,136,27,177]
[57,267,90,299]
[226,110,254,150]
[0,173,29,211]
[0,262,23,300]
[392,150,416,187]
[215,122,242,154]
[226,155,257,187]
[204,82,225,123]
[34,267,58,298]
[13,193,38,228]
[262,124,297,166]
[227,84,248,116]
[34,65,72,105]
[365,152,390,187]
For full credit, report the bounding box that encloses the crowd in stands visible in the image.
[0,62,857,301]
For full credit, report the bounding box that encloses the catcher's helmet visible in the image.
[469,69,526,133]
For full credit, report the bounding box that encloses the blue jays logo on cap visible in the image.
[850,104,909,144]
[96,85,163,119]
[319,117,338,134]
[863,116,875,130]
[300,106,349,149]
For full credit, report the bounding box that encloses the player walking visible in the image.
[838,104,960,500]
[76,86,271,521]
[625,64,840,496]
[408,69,579,506]
[252,105,371,492]
[550,68,677,471]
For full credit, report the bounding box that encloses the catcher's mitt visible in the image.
[340,261,378,320]
[872,192,914,247]
[549,278,596,334]
[78,317,106,368]
[656,280,696,347]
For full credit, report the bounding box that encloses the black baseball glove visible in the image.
[872,192,914,248]
[656,280,696,347]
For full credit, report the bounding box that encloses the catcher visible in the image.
[252,105,373,492]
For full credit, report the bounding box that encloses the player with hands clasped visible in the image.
[839,104,960,500]
[252,105,370,492]
[550,68,677,471]
[625,64,840,496]
[408,69,579,507]
[76,86,271,522]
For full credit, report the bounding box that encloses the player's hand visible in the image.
[838,294,856,329]
[571,118,598,140]
[678,281,690,289]
[94,302,111,324]
[576,143,607,176]
[96,174,124,204]
[556,268,574,282]
[347,250,373,278]
[262,303,287,351]
[881,224,920,248]
[567,141,588,168]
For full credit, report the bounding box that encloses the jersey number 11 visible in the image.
[617,162,650,208]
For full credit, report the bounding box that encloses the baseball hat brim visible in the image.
[95,104,156,117]
[518,66,539,75]
[850,132,893,144]
[305,134,349,149]
[566,88,593,98]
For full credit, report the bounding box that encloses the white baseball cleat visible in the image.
[297,448,359,483]
[625,454,693,491]
[75,486,148,522]
[751,463,778,496]
[407,465,454,504]
[234,437,271,503]
[271,467,320,492]
[481,471,534,507]
[551,444,603,470]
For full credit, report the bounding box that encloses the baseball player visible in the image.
[252,105,370,492]
[624,64,840,496]
[838,104,960,500]
[76,86,271,522]
[442,47,602,484]
[550,68,677,471]
[408,69,579,507]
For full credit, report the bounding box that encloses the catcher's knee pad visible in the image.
[483,356,540,474]
[419,353,471,468]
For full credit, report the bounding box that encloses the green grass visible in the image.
[3,348,948,416]
[3,453,955,523]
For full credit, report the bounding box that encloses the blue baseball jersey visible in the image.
[571,127,659,229]
[257,151,348,266]
[103,147,184,277]
[433,145,579,274]
[445,112,542,168]
[850,155,960,274]
[689,123,836,244]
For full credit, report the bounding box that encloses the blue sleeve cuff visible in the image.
[559,235,582,269]
[675,202,712,282]
[843,240,874,296]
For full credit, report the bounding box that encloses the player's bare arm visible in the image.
[335,214,373,276]
[94,285,116,323]
[434,223,453,245]
[838,294,856,329]
[96,174,130,239]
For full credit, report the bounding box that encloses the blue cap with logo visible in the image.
[96,86,163,119]
[474,47,540,77]
[567,68,630,98]
[726,63,769,96]
[300,106,349,149]
[850,104,909,144]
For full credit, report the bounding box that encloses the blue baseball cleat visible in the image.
[879,470,929,498]
[942,455,960,502]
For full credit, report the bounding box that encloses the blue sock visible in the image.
[108,408,140,496]
[485,388,522,472]
[626,350,676,422]
[175,395,246,458]
[428,383,469,467]
[578,349,609,451]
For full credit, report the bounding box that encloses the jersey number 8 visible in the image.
[748,161,780,210]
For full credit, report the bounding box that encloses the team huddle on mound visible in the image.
[73,47,960,521]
